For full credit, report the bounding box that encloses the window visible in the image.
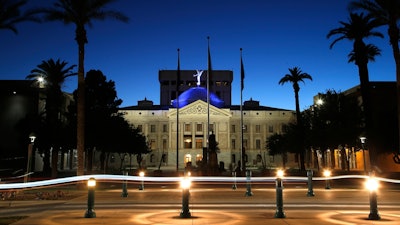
[185,123,191,132]
[137,125,142,132]
[196,123,203,132]
[231,125,236,133]
[162,139,167,150]
[150,125,156,133]
[243,125,248,133]
[268,125,274,133]
[255,125,261,133]
[150,139,156,150]
[231,139,236,149]
[195,138,203,148]
[184,154,191,163]
[184,135,192,149]
[255,139,261,150]
[209,124,214,133]
[163,124,168,133]
[196,154,203,162]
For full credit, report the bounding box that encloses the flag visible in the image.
[177,48,181,94]
[207,37,212,90]
[240,48,245,91]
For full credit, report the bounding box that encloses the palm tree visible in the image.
[349,0,400,159]
[278,66,312,170]
[327,12,383,169]
[0,0,40,34]
[38,0,129,176]
[26,59,77,177]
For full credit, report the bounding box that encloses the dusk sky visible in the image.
[0,0,396,111]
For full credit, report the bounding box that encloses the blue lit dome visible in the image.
[171,87,225,108]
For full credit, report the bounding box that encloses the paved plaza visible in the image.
[1,180,400,225]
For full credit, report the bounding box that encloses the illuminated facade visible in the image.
[120,70,296,171]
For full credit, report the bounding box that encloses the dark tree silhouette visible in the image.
[278,67,312,171]
[38,0,129,176]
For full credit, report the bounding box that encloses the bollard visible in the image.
[84,177,96,218]
[121,171,128,197]
[232,171,237,190]
[244,170,253,196]
[324,169,331,189]
[180,177,191,218]
[306,169,315,197]
[275,170,286,218]
[366,176,380,220]
[139,171,144,190]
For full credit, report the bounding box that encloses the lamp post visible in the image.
[323,169,331,189]
[139,171,144,190]
[24,133,36,183]
[180,176,191,218]
[360,137,367,173]
[275,169,286,218]
[365,176,380,220]
[84,177,96,218]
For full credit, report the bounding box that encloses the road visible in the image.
[1,181,400,225]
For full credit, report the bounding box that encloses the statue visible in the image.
[193,70,203,86]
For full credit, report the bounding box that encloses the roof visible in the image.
[171,87,224,108]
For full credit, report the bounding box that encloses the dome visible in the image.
[171,87,225,108]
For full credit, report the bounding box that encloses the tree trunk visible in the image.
[51,146,58,178]
[43,148,51,176]
[388,21,400,159]
[294,88,306,171]
[76,28,86,177]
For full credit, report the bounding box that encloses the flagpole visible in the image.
[207,37,211,160]
[240,48,245,174]
[176,48,180,172]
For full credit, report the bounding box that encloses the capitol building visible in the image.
[119,70,296,171]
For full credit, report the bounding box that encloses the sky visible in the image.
[0,0,396,111]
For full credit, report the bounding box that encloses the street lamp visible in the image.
[180,176,192,218]
[275,169,286,218]
[365,176,380,220]
[139,171,145,190]
[84,177,96,218]
[323,169,331,189]
[24,133,36,183]
[360,137,367,173]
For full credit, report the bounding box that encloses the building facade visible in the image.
[120,70,296,171]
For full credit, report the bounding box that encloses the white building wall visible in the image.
[120,101,295,171]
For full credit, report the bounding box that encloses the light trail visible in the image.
[0,174,399,190]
